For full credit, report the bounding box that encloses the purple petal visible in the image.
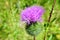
[21,5,45,24]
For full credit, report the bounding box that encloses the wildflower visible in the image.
[21,5,45,24]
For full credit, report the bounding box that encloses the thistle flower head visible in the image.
[21,5,45,24]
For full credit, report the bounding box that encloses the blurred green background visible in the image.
[0,0,60,40]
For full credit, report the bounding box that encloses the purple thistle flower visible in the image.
[21,5,45,24]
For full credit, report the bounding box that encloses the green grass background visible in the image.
[0,0,60,40]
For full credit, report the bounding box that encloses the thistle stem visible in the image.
[33,36,36,40]
[44,0,56,40]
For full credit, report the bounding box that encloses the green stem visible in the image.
[44,0,56,40]
[34,36,36,40]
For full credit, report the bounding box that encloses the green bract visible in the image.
[25,22,43,36]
